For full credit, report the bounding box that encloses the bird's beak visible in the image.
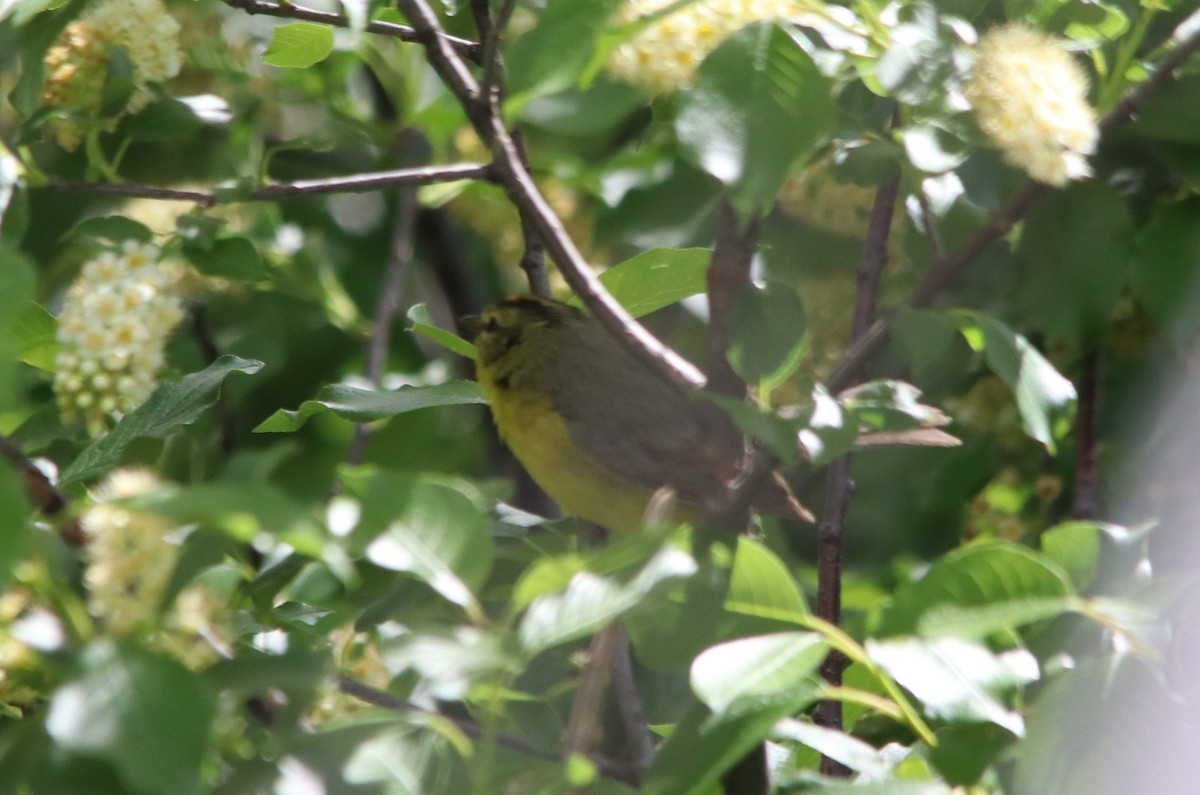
[458,314,483,342]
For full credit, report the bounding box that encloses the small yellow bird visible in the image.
[462,295,812,534]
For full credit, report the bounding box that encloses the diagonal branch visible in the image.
[395,0,706,391]
[224,0,481,60]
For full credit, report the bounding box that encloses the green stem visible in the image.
[1097,8,1158,114]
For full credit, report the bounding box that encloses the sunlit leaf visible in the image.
[255,381,486,432]
[691,632,826,716]
[263,22,334,68]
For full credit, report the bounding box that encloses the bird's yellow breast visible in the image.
[483,378,660,534]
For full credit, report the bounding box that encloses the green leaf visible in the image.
[879,541,1074,637]
[254,381,486,432]
[0,460,33,591]
[727,281,807,387]
[9,0,85,117]
[98,45,135,117]
[1131,197,1200,341]
[62,356,264,484]
[644,698,805,795]
[126,97,204,142]
[262,22,335,68]
[62,215,154,244]
[798,386,857,466]
[408,302,472,357]
[1130,74,1200,144]
[381,627,516,702]
[46,640,216,795]
[691,632,826,716]
[867,637,1037,735]
[568,247,711,318]
[0,144,24,241]
[676,22,836,215]
[1016,183,1133,339]
[725,537,809,622]
[408,303,477,359]
[918,597,1076,640]
[1040,521,1102,592]
[505,0,623,103]
[772,718,897,778]
[519,548,697,655]
[953,311,1076,452]
[183,236,265,282]
[4,302,57,370]
[928,723,1017,786]
[352,472,493,613]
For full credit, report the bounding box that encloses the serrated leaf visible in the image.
[867,637,1038,735]
[677,22,836,214]
[519,548,697,655]
[691,632,826,716]
[62,356,263,483]
[263,22,335,68]
[880,541,1073,637]
[953,311,1076,452]
[254,381,486,432]
[46,640,216,795]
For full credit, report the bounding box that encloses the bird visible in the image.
[461,294,812,534]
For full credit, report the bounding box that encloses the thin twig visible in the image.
[336,675,641,785]
[564,623,622,758]
[396,0,705,390]
[814,171,899,778]
[345,165,420,467]
[38,163,491,208]
[1072,349,1101,519]
[610,625,655,774]
[223,0,482,60]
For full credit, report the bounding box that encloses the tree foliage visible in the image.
[2,1,1200,793]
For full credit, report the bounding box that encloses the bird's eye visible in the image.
[483,317,498,332]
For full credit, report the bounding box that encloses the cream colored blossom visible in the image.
[54,241,185,435]
[155,583,235,669]
[82,469,179,636]
[965,24,1098,186]
[607,0,804,94]
[40,0,183,150]
[778,155,878,238]
[306,627,391,726]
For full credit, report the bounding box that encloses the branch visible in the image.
[223,0,482,60]
[1072,349,1101,519]
[36,163,491,207]
[826,22,1200,392]
[336,675,641,786]
[395,0,706,391]
[0,434,85,547]
[814,171,899,778]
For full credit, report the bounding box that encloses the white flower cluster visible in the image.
[607,0,803,94]
[41,0,183,150]
[54,241,185,436]
[965,24,1098,187]
[82,469,180,637]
